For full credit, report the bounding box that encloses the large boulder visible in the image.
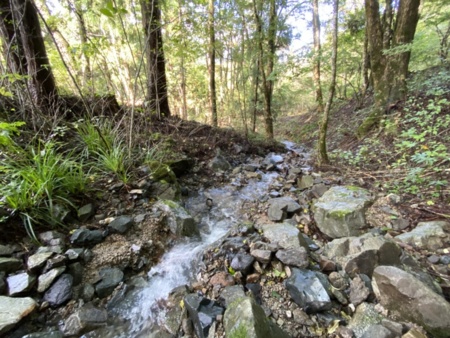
[262,223,309,252]
[223,297,290,338]
[313,186,373,238]
[372,265,450,337]
[156,200,199,237]
[322,233,402,277]
[0,296,37,334]
[395,221,449,251]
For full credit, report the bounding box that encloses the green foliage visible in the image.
[229,324,249,338]
[75,119,131,183]
[0,140,88,238]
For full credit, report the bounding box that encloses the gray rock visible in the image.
[43,274,73,307]
[70,228,104,246]
[298,175,314,190]
[7,272,36,296]
[395,221,449,251]
[224,296,290,338]
[322,233,402,277]
[81,283,95,302]
[156,200,199,237]
[219,285,246,307]
[68,262,83,286]
[65,248,84,261]
[39,231,64,245]
[0,245,15,256]
[150,181,180,201]
[184,293,224,338]
[262,223,309,252]
[209,154,231,171]
[37,267,65,293]
[349,275,371,306]
[361,324,397,338]
[27,252,53,271]
[0,296,37,334]
[312,186,373,238]
[268,197,301,221]
[0,272,5,294]
[250,249,272,264]
[63,303,107,336]
[231,253,254,273]
[348,303,384,338]
[285,268,332,313]
[372,265,450,337]
[22,331,63,338]
[310,183,329,198]
[264,154,283,165]
[0,257,22,273]
[163,285,190,335]
[275,247,309,268]
[45,254,67,270]
[95,267,123,298]
[77,203,95,222]
[108,215,134,234]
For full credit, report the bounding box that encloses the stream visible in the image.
[87,142,310,338]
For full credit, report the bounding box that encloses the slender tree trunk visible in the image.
[362,24,370,96]
[178,1,187,120]
[318,0,339,165]
[312,0,324,113]
[141,0,171,117]
[252,59,260,133]
[208,0,217,127]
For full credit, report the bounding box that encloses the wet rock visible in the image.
[298,175,314,190]
[95,267,124,298]
[395,221,449,251]
[231,253,254,273]
[0,257,22,273]
[63,303,107,336]
[250,249,272,264]
[7,272,36,296]
[267,197,301,221]
[312,186,373,238]
[0,296,37,334]
[209,153,231,172]
[262,222,309,252]
[22,331,63,338]
[372,265,450,337]
[39,231,64,245]
[108,215,134,234]
[163,285,190,335]
[37,267,65,293]
[322,233,402,277]
[348,302,384,338]
[285,268,332,313]
[224,296,290,338]
[77,203,95,222]
[209,271,235,287]
[156,200,199,237]
[27,252,53,272]
[275,247,309,268]
[65,248,84,261]
[43,274,73,307]
[219,285,246,307]
[184,293,224,338]
[70,228,104,246]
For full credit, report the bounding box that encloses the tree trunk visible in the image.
[358,0,420,137]
[141,0,171,118]
[312,0,324,113]
[178,1,187,120]
[318,0,339,165]
[1,0,57,111]
[208,0,217,127]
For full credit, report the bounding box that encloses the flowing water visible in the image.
[92,169,279,337]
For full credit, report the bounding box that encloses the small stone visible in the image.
[45,254,67,271]
[43,274,73,307]
[0,296,37,334]
[246,273,260,283]
[0,257,22,273]
[37,267,65,293]
[108,216,134,234]
[427,255,440,264]
[95,268,123,298]
[65,248,84,261]
[275,247,309,268]
[231,253,254,273]
[7,272,36,296]
[77,203,95,222]
[250,249,271,264]
[209,272,235,287]
[39,231,64,245]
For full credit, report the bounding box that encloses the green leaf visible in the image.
[99,8,114,18]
